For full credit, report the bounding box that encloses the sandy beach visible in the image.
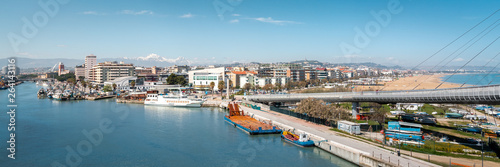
[354,74,465,91]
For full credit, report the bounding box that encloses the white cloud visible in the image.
[82,11,105,15]
[229,19,239,23]
[16,52,38,58]
[386,57,394,60]
[119,10,154,15]
[56,45,67,47]
[179,13,194,18]
[232,14,241,17]
[250,17,302,25]
[453,58,465,62]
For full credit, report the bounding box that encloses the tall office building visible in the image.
[58,62,65,76]
[85,54,97,80]
[88,61,135,84]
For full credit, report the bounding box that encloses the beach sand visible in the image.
[354,74,465,91]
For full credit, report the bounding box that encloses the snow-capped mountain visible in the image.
[122,53,192,65]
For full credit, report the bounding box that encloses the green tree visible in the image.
[67,78,76,85]
[166,73,177,85]
[218,80,225,96]
[112,83,117,91]
[263,84,273,92]
[78,76,85,81]
[103,85,113,92]
[130,80,136,89]
[243,83,252,92]
[370,103,388,126]
[298,81,307,88]
[209,81,215,96]
[175,75,186,86]
[274,82,281,91]
[81,81,87,88]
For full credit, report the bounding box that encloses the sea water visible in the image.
[0,83,355,167]
[441,73,500,86]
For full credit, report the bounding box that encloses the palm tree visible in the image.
[130,81,136,90]
[209,81,215,96]
[112,83,117,91]
[218,80,225,97]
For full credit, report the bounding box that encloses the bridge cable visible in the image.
[462,51,500,87]
[380,8,500,91]
[474,51,500,85]
[435,35,500,89]
[410,20,500,90]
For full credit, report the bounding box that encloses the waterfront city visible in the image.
[2,1,500,167]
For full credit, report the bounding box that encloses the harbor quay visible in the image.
[224,101,439,167]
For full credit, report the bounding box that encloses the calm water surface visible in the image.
[0,83,355,167]
[441,73,500,86]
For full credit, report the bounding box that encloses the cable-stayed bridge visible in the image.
[246,85,500,104]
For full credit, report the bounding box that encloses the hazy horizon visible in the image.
[1,0,500,67]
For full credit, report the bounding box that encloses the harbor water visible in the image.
[0,83,355,167]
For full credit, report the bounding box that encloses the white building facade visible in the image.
[89,61,135,84]
[85,54,97,79]
[188,67,225,91]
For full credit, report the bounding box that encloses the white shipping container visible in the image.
[337,121,360,135]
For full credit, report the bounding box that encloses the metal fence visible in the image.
[269,106,337,128]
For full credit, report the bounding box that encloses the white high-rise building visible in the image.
[88,61,135,84]
[85,54,97,80]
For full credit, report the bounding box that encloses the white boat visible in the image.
[145,90,203,107]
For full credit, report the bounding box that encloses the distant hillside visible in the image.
[330,62,405,70]
[290,60,324,66]
[0,57,83,68]
[1,54,193,68]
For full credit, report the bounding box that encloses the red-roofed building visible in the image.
[228,71,257,88]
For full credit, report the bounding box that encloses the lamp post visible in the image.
[398,123,401,156]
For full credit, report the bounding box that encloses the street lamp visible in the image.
[398,123,401,156]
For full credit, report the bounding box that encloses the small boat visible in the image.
[37,88,46,98]
[53,93,67,101]
[281,131,315,147]
[445,113,463,119]
[459,125,483,133]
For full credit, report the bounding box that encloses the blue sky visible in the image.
[1,0,499,66]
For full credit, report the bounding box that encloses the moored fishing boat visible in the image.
[281,131,315,147]
[53,93,68,101]
[37,88,46,98]
[224,103,281,135]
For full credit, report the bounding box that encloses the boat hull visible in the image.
[281,133,315,147]
[144,101,202,107]
[224,116,281,135]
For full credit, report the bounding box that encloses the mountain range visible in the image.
[0,54,193,68]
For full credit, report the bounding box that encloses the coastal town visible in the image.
[2,1,500,167]
[2,53,500,167]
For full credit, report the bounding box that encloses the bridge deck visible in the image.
[246,85,500,104]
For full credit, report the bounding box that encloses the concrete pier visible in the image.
[237,101,439,167]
